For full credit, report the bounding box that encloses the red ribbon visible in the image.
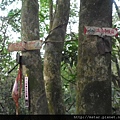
[12,64,22,115]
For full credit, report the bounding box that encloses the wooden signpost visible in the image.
[84,26,118,37]
[8,40,43,52]
[8,39,44,115]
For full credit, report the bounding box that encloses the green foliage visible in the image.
[0,27,16,114]
[112,83,120,115]
[0,0,24,114]
[7,9,21,32]
[39,0,49,38]
[61,32,78,114]
[111,14,120,114]
[0,0,15,10]
[62,39,78,67]
[61,63,76,114]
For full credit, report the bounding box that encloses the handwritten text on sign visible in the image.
[84,26,118,37]
[25,76,29,107]
[25,76,29,100]
[8,40,43,52]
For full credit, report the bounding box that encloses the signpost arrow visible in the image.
[8,40,43,52]
[84,26,118,37]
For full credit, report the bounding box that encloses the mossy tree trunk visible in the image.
[21,0,49,114]
[76,0,112,114]
[43,0,70,114]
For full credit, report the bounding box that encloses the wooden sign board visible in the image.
[8,40,43,52]
[84,26,118,37]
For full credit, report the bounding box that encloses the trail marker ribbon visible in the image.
[12,63,22,115]
[11,53,22,115]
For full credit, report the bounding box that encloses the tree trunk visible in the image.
[43,0,70,114]
[21,0,49,114]
[49,0,53,30]
[76,0,112,114]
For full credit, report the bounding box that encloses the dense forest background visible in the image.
[0,0,120,115]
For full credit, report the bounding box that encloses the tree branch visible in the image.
[113,0,120,19]
[66,100,75,113]
[61,74,76,85]
[115,57,120,78]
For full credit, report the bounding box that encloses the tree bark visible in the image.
[76,0,112,114]
[49,0,53,30]
[21,0,49,114]
[43,0,70,114]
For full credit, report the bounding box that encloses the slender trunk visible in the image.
[76,0,112,114]
[43,0,70,114]
[21,0,49,114]
[49,0,53,30]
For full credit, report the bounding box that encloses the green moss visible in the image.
[82,81,111,114]
[48,100,55,114]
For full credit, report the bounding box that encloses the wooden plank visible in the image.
[8,40,43,52]
[84,26,118,37]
